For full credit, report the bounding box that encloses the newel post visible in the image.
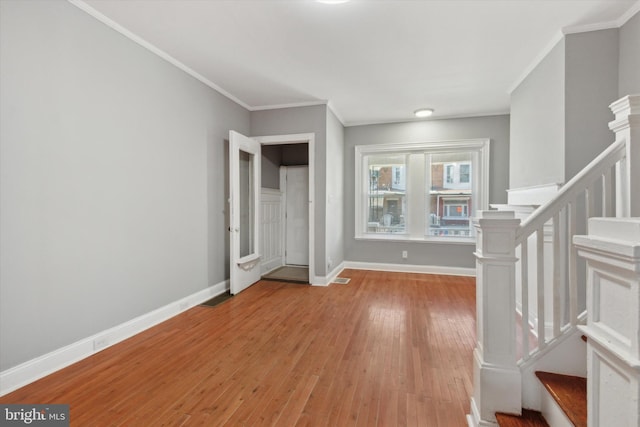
[468,211,522,427]
[610,94,640,217]
[574,218,640,427]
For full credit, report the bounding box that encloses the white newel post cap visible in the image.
[474,210,521,258]
[609,94,640,122]
[476,210,516,220]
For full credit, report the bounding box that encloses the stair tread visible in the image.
[496,409,550,427]
[536,371,587,427]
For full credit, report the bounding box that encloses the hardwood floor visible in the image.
[0,269,476,426]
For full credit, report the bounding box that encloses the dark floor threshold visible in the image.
[261,277,310,284]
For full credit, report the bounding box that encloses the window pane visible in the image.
[366,154,406,234]
[239,150,254,257]
[427,152,473,237]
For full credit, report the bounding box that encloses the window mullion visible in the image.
[407,153,425,238]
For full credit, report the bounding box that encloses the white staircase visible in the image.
[467,94,640,427]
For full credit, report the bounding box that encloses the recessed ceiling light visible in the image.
[316,0,350,4]
[414,108,434,118]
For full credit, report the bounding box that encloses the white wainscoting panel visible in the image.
[261,188,284,274]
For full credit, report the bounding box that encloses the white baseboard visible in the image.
[343,261,476,277]
[327,261,346,284]
[310,273,328,286]
[261,257,283,275]
[309,261,346,286]
[0,279,229,397]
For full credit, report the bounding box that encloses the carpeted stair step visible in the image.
[496,409,549,426]
[535,371,587,427]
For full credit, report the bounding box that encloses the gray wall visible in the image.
[0,0,249,371]
[510,27,624,191]
[510,40,565,189]
[325,109,345,272]
[619,11,640,97]
[565,29,619,180]
[250,105,328,276]
[344,115,510,268]
[261,144,310,190]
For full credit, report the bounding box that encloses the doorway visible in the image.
[262,165,309,284]
[255,134,315,285]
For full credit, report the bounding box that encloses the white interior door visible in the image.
[284,166,309,266]
[229,131,261,295]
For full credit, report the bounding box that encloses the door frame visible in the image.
[254,133,315,284]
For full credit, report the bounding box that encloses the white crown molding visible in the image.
[0,280,229,396]
[618,1,640,26]
[562,20,620,35]
[327,101,346,127]
[68,1,333,115]
[508,30,564,95]
[509,1,640,95]
[249,100,328,112]
[69,0,639,125]
[67,0,252,111]
[344,110,510,128]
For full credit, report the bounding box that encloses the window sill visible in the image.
[355,234,475,245]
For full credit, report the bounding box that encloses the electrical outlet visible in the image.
[402,250,408,259]
[93,337,109,351]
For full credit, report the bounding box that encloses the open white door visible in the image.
[229,131,261,295]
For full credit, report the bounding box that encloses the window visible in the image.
[355,139,490,242]
[442,161,471,188]
[460,163,470,183]
[445,164,454,184]
[365,154,406,234]
[443,201,469,218]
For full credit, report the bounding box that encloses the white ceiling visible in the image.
[79,0,639,126]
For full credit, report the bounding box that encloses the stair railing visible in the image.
[468,94,639,427]
[516,137,625,363]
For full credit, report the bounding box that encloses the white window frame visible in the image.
[354,138,490,243]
